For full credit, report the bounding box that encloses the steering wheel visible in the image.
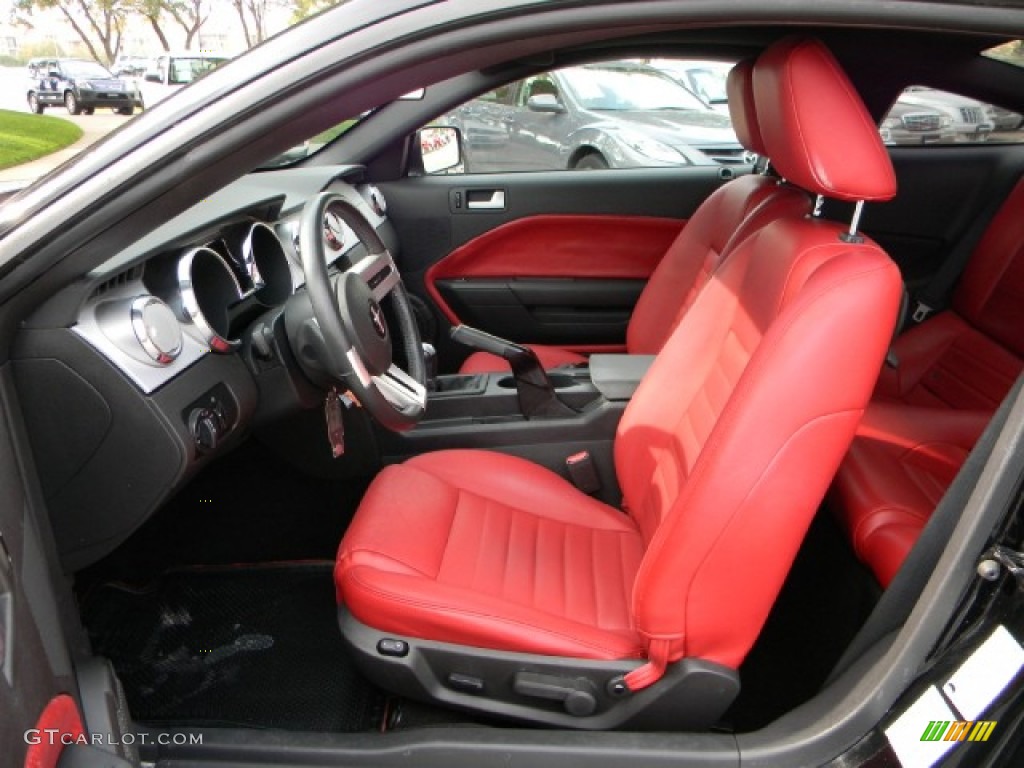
[297,192,426,432]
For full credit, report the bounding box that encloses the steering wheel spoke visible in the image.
[374,364,428,412]
[351,250,401,302]
[288,191,426,432]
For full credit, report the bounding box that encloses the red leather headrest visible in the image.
[753,38,896,202]
[726,59,766,156]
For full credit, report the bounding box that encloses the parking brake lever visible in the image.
[450,325,576,419]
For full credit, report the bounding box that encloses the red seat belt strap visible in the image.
[624,637,674,691]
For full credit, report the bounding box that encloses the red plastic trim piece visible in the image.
[24,694,85,768]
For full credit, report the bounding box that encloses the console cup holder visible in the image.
[497,373,577,390]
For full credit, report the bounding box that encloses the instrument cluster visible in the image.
[70,176,388,395]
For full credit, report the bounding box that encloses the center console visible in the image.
[373,326,656,505]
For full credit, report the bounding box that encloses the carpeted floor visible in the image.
[80,562,385,732]
[725,510,881,731]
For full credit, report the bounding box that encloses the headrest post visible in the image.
[840,200,866,244]
[849,200,864,235]
[812,195,824,218]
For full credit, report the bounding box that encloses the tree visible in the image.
[290,0,339,24]
[129,0,171,51]
[231,0,270,48]
[165,0,208,50]
[15,0,126,65]
[127,0,208,52]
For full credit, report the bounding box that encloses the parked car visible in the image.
[4,3,1024,768]
[989,104,1024,131]
[900,86,995,141]
[26,58,141,116]
[649,58,734,114]
[440,61,745,171]
[137,51,229,109]
[879,99,956,144]
[111,55,149,78]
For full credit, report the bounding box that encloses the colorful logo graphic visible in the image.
[920,720,997,743]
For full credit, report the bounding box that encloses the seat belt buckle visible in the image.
[911,301,933,324]
[566,451,601,495]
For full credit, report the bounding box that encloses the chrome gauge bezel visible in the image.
[78,285,209,394]
[129,295,183,364]
[241,221,294,303]
[177,246,243,353]
[364,185,387,216]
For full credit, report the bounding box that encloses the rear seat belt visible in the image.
[825,376,1022,685]
[909,175,1020,324]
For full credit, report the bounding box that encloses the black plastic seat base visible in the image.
[339,609,740,731]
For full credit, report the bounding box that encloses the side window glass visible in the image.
[518,75,559,106]
[880,86,1023,146]
[476,84,514,104]
[421,58,745,174]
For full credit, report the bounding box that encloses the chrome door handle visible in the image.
[466,190,506,210]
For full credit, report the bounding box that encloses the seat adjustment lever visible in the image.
[512,671,597,716]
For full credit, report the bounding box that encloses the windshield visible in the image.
[63,61,114,79]
[256,117,364,170]
[687,68,727,103]
[169,57,228,85]
[561,67,708,111]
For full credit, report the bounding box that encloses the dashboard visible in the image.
[16,165,396,570]
[71,165,389,393]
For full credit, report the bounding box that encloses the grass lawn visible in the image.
[0,110,83,170]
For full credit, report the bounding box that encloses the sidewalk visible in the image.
[0,139,90,185]
[0,97,127,186]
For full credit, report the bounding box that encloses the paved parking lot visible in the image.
[0,65,133,185]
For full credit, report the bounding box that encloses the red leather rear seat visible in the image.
[832,403,991,585]
[833,178,1024,585]
[874,178,1024,410]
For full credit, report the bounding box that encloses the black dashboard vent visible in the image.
[91,264,144,300]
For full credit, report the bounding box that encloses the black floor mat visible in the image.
[724,511,881,731]
[80,563,385,732]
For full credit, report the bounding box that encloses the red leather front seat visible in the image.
[832,178,1024,585]
[458,58,811,374]
[336,38,901,726]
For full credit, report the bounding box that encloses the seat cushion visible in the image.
[458,345,587,375]
[336,450,646,660]
[831,403,990,585]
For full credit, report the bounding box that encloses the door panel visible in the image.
[0,366,83,765]
[437,277,644,346]
[380,167,733,369]
[424,213,683,341]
